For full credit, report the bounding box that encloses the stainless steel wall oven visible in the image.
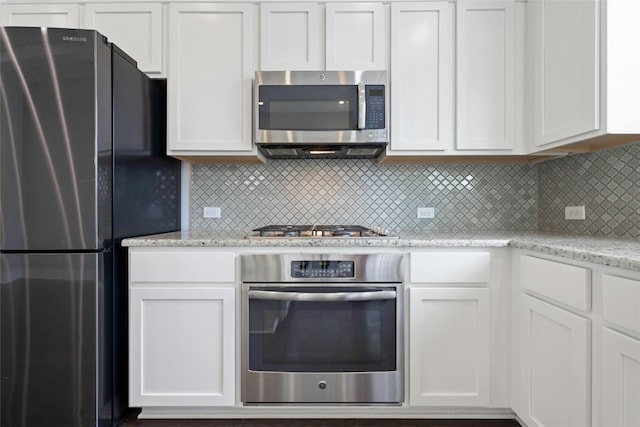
[241,253,404,404]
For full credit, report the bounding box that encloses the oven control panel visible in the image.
[291,260,355,279]
[241,254,404,283]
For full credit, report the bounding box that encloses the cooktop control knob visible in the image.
[318,380,327,390]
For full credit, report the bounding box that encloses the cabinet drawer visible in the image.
[603,274,640,334]
[130,250,236,283]
[410,252,490,283]
[520,255,591,311]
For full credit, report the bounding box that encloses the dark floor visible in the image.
[118,411,520,427]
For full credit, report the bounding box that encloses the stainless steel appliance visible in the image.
[248,224,392,238]
[0,27,181,427]
[254,70,388,159]
[241,253,404,404]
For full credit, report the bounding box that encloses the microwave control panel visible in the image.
[365,85,386,129]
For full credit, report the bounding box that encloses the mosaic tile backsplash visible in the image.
[191,140,640,238]
[538,141,640,238]
[191,161,538,232]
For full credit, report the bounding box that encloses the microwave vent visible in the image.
[264,147,298,157]
[346,147,381,157]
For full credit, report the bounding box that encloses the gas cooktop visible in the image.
[247,225,394,238]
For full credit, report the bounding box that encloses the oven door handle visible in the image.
[248,289,396,301]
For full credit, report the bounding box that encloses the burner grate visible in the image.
[250,225,390,238]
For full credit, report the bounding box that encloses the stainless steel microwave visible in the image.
[253,70,388,159]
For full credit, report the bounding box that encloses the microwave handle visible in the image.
[358,82,366,130]
[248,289,396,302]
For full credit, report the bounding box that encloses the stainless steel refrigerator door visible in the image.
[0,252,105,427]
[0,27,113,251]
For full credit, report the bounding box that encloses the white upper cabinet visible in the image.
[325,3,388,71]
[167,3,257,159]
[259,2,387,72]
[260,3,319,71]
[388,2,454,153]
[1,3,164,75]
[456,0,516,151]
[1,3,79,28]
[386,0,522,158]
[83,3,164,75]
[527,0,640,152]
[528,0,598,148]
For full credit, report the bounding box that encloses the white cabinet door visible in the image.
[129,286,235,407]
[389,2,454,152]
[1,3,79,27]
[83,3,164,75]
[520,295,590,427]
[601,328,640,427]
[168,3,254,155]
[456,0,515,151]
[529,0,598,147]
[325,3,388,70]
[260,3,319,70]
[409,287,491,406]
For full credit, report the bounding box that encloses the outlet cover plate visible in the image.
[417,207,435,219]
[203,207,221,218]
[565,205,586,220]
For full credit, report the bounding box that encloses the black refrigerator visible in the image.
[0,27,181,426]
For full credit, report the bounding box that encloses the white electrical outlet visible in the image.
[417,207,435,219]
[564,205,586,220]
[203,207,221,218]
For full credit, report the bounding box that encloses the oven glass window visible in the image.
[258,85,358,131]
[248,287,396,372]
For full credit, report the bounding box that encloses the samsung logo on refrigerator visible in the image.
[62,36,87,42]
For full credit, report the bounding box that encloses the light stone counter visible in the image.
[122,230,640,272]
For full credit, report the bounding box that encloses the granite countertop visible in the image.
[123,230,640,272]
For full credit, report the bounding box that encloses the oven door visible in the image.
[242,284,403,404]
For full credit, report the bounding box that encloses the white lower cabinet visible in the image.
[601,328,640,427]
[519,295,590,427]
[514,254,592,427]
[128,248,237,408]
[515,255,640,427]
[409,287,491,406]
[408,249,510,409]
[129,286,235,407]
[599,273,640,427]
